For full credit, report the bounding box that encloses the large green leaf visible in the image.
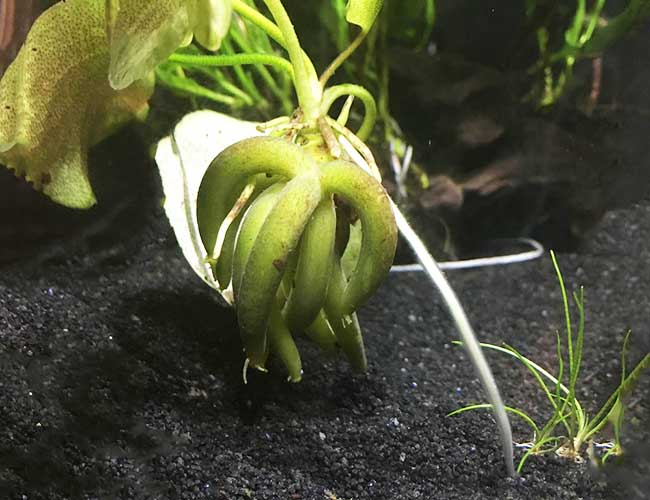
[107,0,194,90]
[107,0,233,90]
[346,0,384,33]
[0,0,154,209]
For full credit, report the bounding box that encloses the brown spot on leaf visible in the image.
[40,172,51,185]
[273,259,285,272]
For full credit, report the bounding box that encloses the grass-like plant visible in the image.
[450,250,650,472]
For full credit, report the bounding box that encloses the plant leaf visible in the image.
[0,0,154,209]
[192,0,233,51]
[154,110,262,295]
[345,0,384,34]
[579,0,650,55]
[107,0,195,89]
[107,0,234,89]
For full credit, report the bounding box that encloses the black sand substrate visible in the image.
[1,195,649,499]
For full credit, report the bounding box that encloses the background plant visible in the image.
[156,1,294,117]
[525,0,650,107]
[450,251,650,472]
[0,0,234,208]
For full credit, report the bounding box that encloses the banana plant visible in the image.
[157,0,515,476]
[159,0,398,380]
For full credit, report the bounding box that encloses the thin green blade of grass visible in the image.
[550,250,580,442]
[552,327,571,438]
[455,341,583,414]
[503,342,560,413]
[570,286,587,431]
[606,331,633,455]
[551,250,572,362]
[454,339,588,446]
[448,404,540,437]
[580,349,650,442]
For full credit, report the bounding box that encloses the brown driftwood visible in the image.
[0,0,43,77]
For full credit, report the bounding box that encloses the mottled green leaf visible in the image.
[346,0,384,33]
[107,0,195,90]
[0,0,154,208]
[107,0,233,89]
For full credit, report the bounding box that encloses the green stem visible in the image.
[220,38,266,107]
[155,67,236,106]
[211,69,255,106]
[580,352,650,442]
[229,26,294,114]
[232,0,286,47]
[168,53,294,77]
[182,62,254,106]
[319,30,366,87]
[262,0,321,120]
[321,84,377,141]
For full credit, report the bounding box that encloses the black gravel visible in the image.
[1,194,649,499]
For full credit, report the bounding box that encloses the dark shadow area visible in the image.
[387,1,650,256]
[0,124,159,267]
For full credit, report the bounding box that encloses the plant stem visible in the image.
[391,201,516,477]
[319,30,366,87]
[155,67,237,106]
[220,38,266,107]
[229,25,294,115]
[321,84,376,141]
[262,0,321,120]
[168,53,294,77]
[232,0,286,47]
[581,351,650,441]
[210,69,255,106]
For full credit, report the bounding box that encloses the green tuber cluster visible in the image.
[196,135,397,380]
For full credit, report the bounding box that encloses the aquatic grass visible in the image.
[450,251,650,472]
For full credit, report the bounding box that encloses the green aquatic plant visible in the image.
[153,0,296,117]
[1,0,516,476]
[0,0,233,208]
[527,0,650,107]
[450,251,650,472]
[162,0,398,378]
[196,136,397,376]
[157,0,515,475]
[0,0,154,208]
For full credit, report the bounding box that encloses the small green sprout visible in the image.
[450,250,650,472]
